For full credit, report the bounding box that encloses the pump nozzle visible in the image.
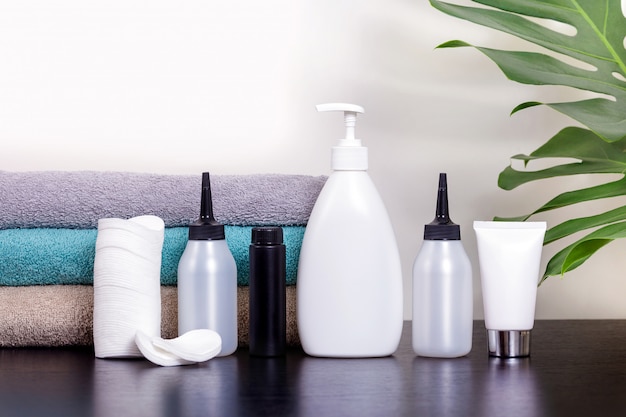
[188,172,225,240]
[423,173,460,240]
[316,103,368,171]
[316,103,364,144]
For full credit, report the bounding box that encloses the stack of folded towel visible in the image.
[0,171,326,348]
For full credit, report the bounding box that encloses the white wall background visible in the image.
[1,0,625,320]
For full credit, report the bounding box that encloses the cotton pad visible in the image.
[135,331,196,367]
[152,329,222,362]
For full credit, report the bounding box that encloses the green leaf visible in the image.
[498,127,626,191]
[430,0,626,281]
[547,99,626,143]
[544,205,626,244]
[436,40,472,49]
[543,238,612,280]
[541,221,626,282]
[496,176,626,222]
[511,101,542,115]
[429,0,626,142]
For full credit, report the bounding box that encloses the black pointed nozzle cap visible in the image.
[251,227,284,245]
[188,172,225,240]
[423,173,461,240]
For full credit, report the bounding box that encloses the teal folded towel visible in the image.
[0,226,304,286]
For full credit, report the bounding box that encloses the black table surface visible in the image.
[1,320,626,417]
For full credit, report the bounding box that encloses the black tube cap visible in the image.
[251,227,284,245]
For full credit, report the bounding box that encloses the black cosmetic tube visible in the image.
[249,227,286,356]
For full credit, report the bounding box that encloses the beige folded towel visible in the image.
[0,285,300,348]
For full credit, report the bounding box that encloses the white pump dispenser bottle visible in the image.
[297,103,403,358]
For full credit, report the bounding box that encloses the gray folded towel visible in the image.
[0,171,326,229]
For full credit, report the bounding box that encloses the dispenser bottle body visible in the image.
[412,240,472,357]
[297,171,404,357]
[178,239,238,356]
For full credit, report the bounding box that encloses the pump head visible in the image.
[424,173,461,240]
[188,172,225,240]
[316,103,368,171]
[316,103,364,143]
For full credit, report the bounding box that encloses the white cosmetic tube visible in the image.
[473,221,546,358]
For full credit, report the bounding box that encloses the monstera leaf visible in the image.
[430,0,626,282]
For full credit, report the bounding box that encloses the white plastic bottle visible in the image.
[297,103,403,358]
[178,172,238,356]
[412,173,472,358]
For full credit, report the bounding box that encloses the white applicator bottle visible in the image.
[297,103,403,358]
[412,173,472,358]
[177,172,238,356]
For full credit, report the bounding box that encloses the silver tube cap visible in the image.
[487,330,531,358]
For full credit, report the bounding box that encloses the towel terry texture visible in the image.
[0,285,300,347]
[0,226,304,286]
[0,171,320,348]
[0,170,326,229]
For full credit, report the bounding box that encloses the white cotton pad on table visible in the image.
[135,329,222,367]
[152,329,222,363]
[135,331,196,367]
